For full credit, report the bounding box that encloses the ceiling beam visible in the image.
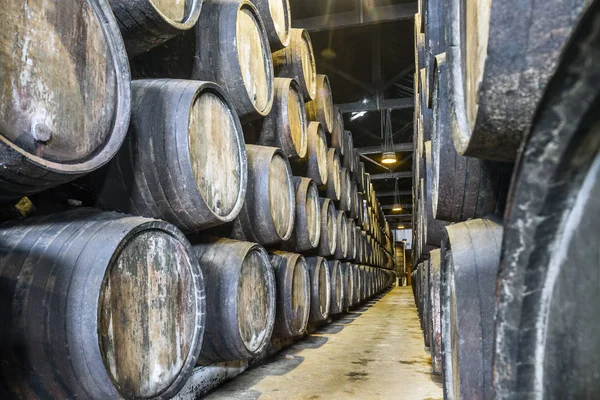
[357,143,413,154]
[369,171,412,181]
[376,190,412,197]
[381,65,415,92]
[336,98,414,113]
[359,154,391,172]
[319,61,375,94]
[292,3,417,33]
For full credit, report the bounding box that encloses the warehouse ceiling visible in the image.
[291,0,416,228]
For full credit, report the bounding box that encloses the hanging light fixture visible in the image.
[392,178,402,211]
[381,108,397,164]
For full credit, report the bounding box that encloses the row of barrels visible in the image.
[0,208,395,399]
[412,3,600,398]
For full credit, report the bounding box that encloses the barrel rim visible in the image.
[281,77,308,159]
[147,0,203,30]
[97,218,205,400]
[268,147,296,242]
[295,28,317,101]
[0,0,131,175]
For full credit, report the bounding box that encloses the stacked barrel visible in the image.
[0,0,397,398]
[412,0,598,398]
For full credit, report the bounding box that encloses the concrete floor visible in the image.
[206,286,443,400]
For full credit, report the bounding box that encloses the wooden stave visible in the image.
[291,121,329,186]
[342,130,355,172]
[339,167,352,212]
[319,148,342,201]
[423,140,450,246]
[305,74,335,134]
[331,107,346,156]
[317,197,337,257]
[327,260,345,315]
[231,145,295,245]
[257,77,308,160]
[333,210,349,260]
[0,0,131,204]
[269,251,311,338]
[429,249,443,376]
[306,257,332,322]
[192,237,276,364]
[94,79,247,234]
[272,28,317,100]
[0,209,205,400]
[445,0,585,162]
[109,0,203,56]
[249,0,291,51]
[283,177,322,252]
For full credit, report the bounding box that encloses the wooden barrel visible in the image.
[446,0,584,161]
[284,177,321,252]
[306,257,332,322]
[0,209,205,399]
[495,8,600,397]
[333,210,349,260]
[192,238,276,363]
[320,148,342,201]
[231,145,295,245]
[342,130,355,172]
[352,264,361,306]
[327,260,345,314]
[355,226,363,263]
[431,54,511,223]
[109,0,202,56]
[132,0,274,122]
[305,75,335,134]
[0,0,130,204]
[270,251,311,338]
[441,217,503,399]
[349,181,360,220]
[356,162,366,192]
[272,28,317,100]
[339,167,352,212]
[429,249,442,375]
[342,262,355,308]
[347,219,357,261]
[249,0,291,50]
[257,78,308,160]
[94,79,246,234]
[291,121,329,186]
[317,197,337,257]
[331,107,346,156]
[422,140,450,246]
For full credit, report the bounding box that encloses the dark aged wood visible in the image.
[327,260,345,314]
[423,140,450,246]
[269,251,311,338]
[346,218,357,261]
[342,130,355,172]
[431,54,511,223]
[306,257,332,322]
[231,145,295,245]
[109,0,202,56]
[333,210,349,260]
[192,238,276,364]
[0,209,205,399]
[429,249,442,376]
[272,28,317,100]
[341,262,355,309]
[131,0,273,122]
[331,107,346,156]
[305,75,335,134]
[0,0,130,204]
[257,77,308,160]
[249,0,291,50]
[441,217,503,400]
[354,226,363,264]
[291,121,329,186]
[319,148,342,201]
[446,0,585,161]
[283,177,321,252]
[94,79,246,234]
[317,197,337,257]
[495,6,600,397]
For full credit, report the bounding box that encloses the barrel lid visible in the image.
[269,152,294,240]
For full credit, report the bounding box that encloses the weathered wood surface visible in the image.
[257,77,307,160]
[423,141,450,246]
[431,54,511,223]
[446,0,586,161]
[331,107,346,156]
[306,257,331,322]
[269,251,311,338]
[495,7,600,397]
[272,28,317,100]
[291,121,328,186]
[0,0,130,203]
[231,145,295,245]
[94,79,246,233]
[131,0,274,121]
[283,177,321,252]
[338,167,352,212]
[191,238,276,364]
[333,210,349,260]
[327,260,345,314]
[109,0,202,56]
[319,148,341,201]
[249,0,291,50]
[0,209,205,399]
[317,197,337,257]
[305,74,335,134]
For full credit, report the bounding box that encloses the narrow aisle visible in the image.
[207,286,443,400]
